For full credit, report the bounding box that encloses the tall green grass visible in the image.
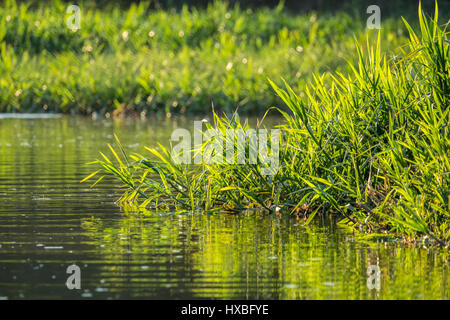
[86,3,449,243]
[1,0,410,114]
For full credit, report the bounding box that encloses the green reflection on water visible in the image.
[0,116,448,299]
[81,211,449,299]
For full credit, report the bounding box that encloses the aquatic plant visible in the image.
[86,3,449,243]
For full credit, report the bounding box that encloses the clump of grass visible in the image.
[86,3,449,243]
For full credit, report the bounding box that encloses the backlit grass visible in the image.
[86,3,449,243]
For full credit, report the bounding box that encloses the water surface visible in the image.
[0,116,448,299]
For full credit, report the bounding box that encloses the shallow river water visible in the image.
[0,115,448,299]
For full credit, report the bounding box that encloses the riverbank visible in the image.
[1,1,413,115]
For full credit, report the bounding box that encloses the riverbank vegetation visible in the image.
[87,4,449,243]
[0,0,421,115]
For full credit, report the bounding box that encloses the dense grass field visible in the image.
[87,3,449,243]
[0,0,415,115]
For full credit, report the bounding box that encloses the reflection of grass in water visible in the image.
[81,216,103,231]
[1,1,409,114]
[80,210,449,299]
[87,4,449,243]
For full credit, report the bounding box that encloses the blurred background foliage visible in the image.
[0,0,447,115]
[15,0,450,15]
